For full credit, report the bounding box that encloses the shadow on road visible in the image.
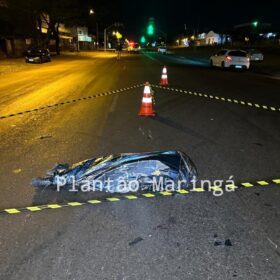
[152,115,215,144]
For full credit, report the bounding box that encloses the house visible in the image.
[205,31,221,45]
[77,26,95,50]
[39,15,94,51]
[0,6,93,57]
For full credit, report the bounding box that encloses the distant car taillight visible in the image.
[226,56,232,61]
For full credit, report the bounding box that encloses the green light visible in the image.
[252,21,259,27]
[147,24,154,36]
[140,36,146,43]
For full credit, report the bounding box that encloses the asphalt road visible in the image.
[0,51,280,280]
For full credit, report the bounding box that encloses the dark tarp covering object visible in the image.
[32,151,198,193]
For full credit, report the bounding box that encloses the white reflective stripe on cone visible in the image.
[163,68,167,74]
[142,97,152,103]
[161,74,168,79]
[144,86,151,94]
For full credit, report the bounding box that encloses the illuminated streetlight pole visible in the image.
[88,9,98,49]
[76,27,80,52]
[104,23,123,51]
[104,23,116,51]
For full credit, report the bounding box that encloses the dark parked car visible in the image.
[25,48,51,64]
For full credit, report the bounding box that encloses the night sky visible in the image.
[119,0,280,37]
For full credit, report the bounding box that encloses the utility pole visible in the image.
[104,23,123,51]
[104,28,107,51]
[96,22,99,49]
[76,27,80,52]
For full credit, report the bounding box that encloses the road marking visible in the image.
[68,202,84,206]
[106,197,120,202]
[142,193,155,198]
[125,195,138,200]
[0,84,144,120]
[153,85,279,113]
[210,186,222,191]
[88,200,102,204]
[191,187,205,192]
[241,182,254,188]
[5,208,21,214]
[48,204,62,209]
[160,191,173,196]
[257,181,269,186]
[176,189,189,194]
[26,206,42,212]
[226,184,238,190]
[0,178,279,215]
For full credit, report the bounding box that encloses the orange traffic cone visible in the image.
[160,66,168,86]
[138,82,156,117]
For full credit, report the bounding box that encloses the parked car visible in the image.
[210,49,250,70]
[246,49,264,61]
[25,48,51,64]
[158,46,167,54]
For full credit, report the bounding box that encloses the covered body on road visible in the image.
[32,151,198,193]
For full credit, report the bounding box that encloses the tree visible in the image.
[0,0,40,37]
[39,0,88,54]
[0,0,120,55]
[1,0,88,54]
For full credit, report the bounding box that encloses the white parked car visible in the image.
[210,49,250,70]
[158,46,167,54]
[247,49,264,61]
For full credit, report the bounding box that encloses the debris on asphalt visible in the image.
[38,135,52,140]
[32,150,198,192]
[47,163,69,176]
[13,168,22,174]
[214,237,233,247]
[264,203,272,207]
[168,216,176,224]
[138,127,153,140]
[129,237,143,246]
[225,239,233,246]
[253,143,263,147]
[154,224,168,230]
[214,241,223,246]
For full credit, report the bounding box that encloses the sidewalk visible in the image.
[0,58,28,76]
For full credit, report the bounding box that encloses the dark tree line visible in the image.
[0,0,121,54]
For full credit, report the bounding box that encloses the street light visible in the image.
[89,9,99,49]
[115,32,122,40]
